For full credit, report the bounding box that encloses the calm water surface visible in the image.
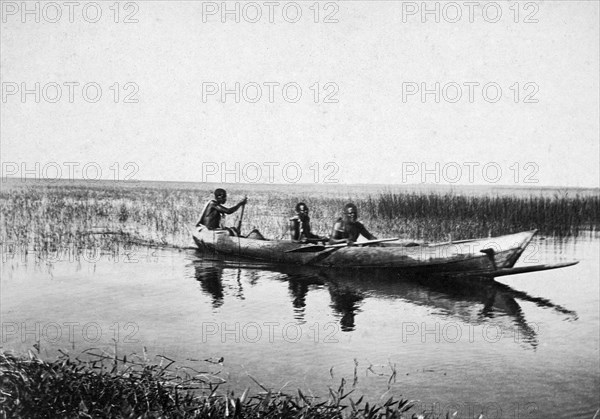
[1,236,598,418]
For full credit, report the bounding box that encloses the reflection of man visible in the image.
[196,188,247,230]
[194,265,224,309]
[289,202,327,243]
[329,203,377,245]
[327,281,364,332]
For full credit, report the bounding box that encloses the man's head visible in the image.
[214,188,227,204]
[295,202,309,220]
[343,203,358,223]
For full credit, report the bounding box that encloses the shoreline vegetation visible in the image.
[2,180,599,417]
[1,349,419,419]
[1,181,599,253]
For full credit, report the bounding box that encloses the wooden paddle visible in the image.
[236,202,246,235]
[286,237,399,253]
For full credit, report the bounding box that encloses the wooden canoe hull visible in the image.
[192,227,537,271]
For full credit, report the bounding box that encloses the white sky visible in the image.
[1,1,599,187]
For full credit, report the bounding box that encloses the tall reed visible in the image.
[1,182,598,251]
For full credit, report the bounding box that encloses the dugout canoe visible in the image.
[191,226,555,272]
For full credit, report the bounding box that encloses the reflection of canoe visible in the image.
[319,270,536,338]
[192,227,543,272]
[187,256,577,344]
[316,268,577,323]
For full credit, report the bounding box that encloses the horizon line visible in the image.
[1,176,599,191]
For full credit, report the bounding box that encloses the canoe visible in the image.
[191,226,547,272]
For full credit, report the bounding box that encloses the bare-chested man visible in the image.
[328,203,377,245]
[289,202,327,243]
[196,188,247,230]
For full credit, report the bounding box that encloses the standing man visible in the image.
[328,203,377,245]
[197,188,247,230]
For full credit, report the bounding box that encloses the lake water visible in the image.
[1,235,598,418]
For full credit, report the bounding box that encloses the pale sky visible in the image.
[1,1,599,187]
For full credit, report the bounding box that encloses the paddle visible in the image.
[286,237,399,253]
[236,202,246,235]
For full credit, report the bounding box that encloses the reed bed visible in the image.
[1,181,598,253]
[0,350,418,419]
[365,191,600,241]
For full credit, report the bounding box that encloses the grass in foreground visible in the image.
[0,350,422,419]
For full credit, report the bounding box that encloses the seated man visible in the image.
[196,188,247,230]
[329,203,377,245]
[289,202,327,243]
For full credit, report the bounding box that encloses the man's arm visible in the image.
[289,218,301,242]
[358,223,377,241]
[304,221,327,243]
[306,224,327,242]
[328,221,348,245]
[305,220,318,239]
[215,197,247,215]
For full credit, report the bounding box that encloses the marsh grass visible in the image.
[0,350,419,419]
[365,191,600,240]
[1,181,598,254]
